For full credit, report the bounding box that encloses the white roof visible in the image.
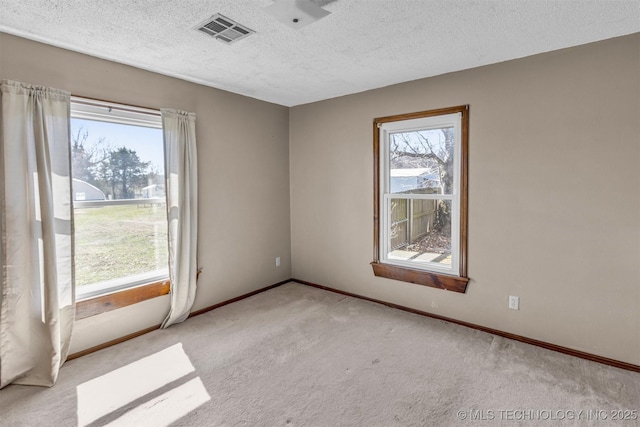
[390,168,433,178]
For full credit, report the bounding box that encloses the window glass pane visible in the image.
[71,117,168,289]
[389,127,454,195]
[387,198,451,268]
[74,203,168,286]
[390,198,408,250]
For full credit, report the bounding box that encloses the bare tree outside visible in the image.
[71,127,109,187]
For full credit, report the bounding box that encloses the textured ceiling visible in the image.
[0,0,638,106]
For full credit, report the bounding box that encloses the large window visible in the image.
[70,98,169,306]
[372,106,469,293]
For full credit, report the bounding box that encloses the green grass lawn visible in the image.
[74,204,168,286]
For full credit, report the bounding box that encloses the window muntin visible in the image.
[373,106,468,291]
[70,98,168,301]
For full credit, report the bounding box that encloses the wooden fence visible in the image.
[390,197,437,250]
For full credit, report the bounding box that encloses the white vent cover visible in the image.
[196,14,254,44]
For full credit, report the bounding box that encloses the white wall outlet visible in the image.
[509,295,519,310]
[275,257,281,267]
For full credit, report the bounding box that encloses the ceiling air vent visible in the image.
[196,14,254,44]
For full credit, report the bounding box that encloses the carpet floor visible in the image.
[1,282,638,426]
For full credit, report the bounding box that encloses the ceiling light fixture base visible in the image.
[263,0,331,29]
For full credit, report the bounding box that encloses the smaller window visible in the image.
[70,98,169,302]
[372,106,469,292]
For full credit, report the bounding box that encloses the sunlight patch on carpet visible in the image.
[76,343,208,426]
[105,377,210,427]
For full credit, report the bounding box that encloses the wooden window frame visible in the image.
[372,105,469,293]
[76,280,170,320]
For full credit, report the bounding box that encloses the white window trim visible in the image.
[76,268,169,301]
[70,97,162,129]
[378,113,462,275]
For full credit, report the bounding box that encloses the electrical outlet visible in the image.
[275,257,281,267]
[509,295,519,310]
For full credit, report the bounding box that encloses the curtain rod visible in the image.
[71,94,161,117]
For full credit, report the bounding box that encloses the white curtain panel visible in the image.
[160,109,198,328]
[0,80,74,388]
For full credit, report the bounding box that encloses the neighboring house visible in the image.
[390,168,440,193]
[140,175,165,198]
[72,178,105,201]
[140,183,166,199]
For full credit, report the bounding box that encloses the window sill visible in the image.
[75,279,170,320]
[371,262,469,293]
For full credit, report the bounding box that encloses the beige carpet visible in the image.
[1,282,638,426]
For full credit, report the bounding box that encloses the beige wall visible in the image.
[0,33,292,353]
[290,34,640,364]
